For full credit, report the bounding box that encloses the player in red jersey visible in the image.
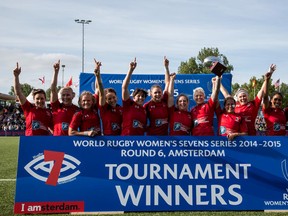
[69,91,101,137]
[13,63,53,136]
[190,76,220,136]
[121,58,148,135]
[144,56,170,135]
[220,65,274,135]
[284,107,288,135]
[263,91,286,136]
[215,96,248,140]
[50,60,79,136]
[94,59,122,135]
[285,107,288,122]
[168,73,193,135]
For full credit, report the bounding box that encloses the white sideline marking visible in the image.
[0,179,16,181]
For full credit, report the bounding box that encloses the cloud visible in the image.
[0,0,288,95]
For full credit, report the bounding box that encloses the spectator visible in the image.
[255,115,267,135]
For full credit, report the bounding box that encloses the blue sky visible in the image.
[1,0,287,95]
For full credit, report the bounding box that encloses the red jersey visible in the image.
[284,107,288,122]
[69,109,101,135]
[93,94,99,109]
[169,106,193,135]
[215,107,248,136]
[234,96,261,135]
[121,98,147,136]
[144,92,169,135]
[99,103,123,135]
[51,100,79,136]
[21,100,53,136]
[190,98,216,136]
[262,106,286,136]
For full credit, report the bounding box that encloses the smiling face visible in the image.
[133,92,146,106]
[60,88,74,106]
[106,92,117,107]
[194,91,205,105]
[237,92,248,105]
[78,92,95,110]
[150,86,163,102]
[224,97,236,113]
[271,93,283,108]
[33,93,46,108]
[177,95,189,111]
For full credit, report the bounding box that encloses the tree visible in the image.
[9,83,34,97]
[9,83,62,102]
[279,83,288,107]
[45,86,62,101]
[231,77,288,107]
[178,47,234,74]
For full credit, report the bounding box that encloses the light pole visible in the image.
[61,65,65,87]
[74,19,92,73]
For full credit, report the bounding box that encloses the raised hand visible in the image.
[94,58,102,75]
[268,64,276,73]
[130,57,137,71]
[164,56,169,68]
[53,60,60,72]
[13,62,21,77]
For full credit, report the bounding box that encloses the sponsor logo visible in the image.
[274,123,281,131]
[219,126,226,135]
[174,122,181,131]
[32,121,40,130]
[112,123,120,131]
[24,150,81,186]
[263,160,288,206]
[61,122,69,130]
[14,201,84,214]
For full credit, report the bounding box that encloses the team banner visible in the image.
[79,73,232,109]
[14,136,288,214]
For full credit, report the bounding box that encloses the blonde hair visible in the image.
[59,87,75,97]
[78,91,96,108]
[193,87,205,100]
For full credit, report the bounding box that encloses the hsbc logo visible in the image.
[24,150,81,186]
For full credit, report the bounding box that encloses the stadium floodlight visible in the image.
[74,19,92,73]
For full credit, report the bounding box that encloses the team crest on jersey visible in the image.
[32,121,40,130]
[219,126,226,135]
[111,123,120,131]
[155,119,162,127]
[133,120,140,128]
[62,122,69,130]
[274,123,281,131]
[174,123,181,131]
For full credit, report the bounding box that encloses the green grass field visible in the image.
[0,137,285,216]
